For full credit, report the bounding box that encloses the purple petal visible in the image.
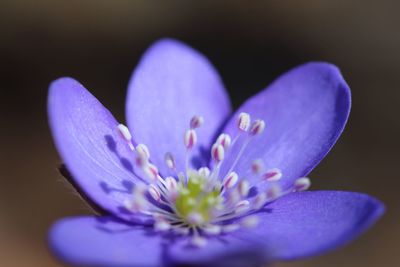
[48,78,149,224]
[240,191,383,260]
[126,39,231,176]
[49,216,165,267]
[221,62,351,189]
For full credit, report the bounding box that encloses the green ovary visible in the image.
[175,172,221,224]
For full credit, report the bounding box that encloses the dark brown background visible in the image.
[1,1,399,266]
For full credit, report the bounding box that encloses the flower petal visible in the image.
[48,78,149,223]
[49,216,165,267]
[238,191,383,260]
[126,39,231,176]
[221,62,351,188]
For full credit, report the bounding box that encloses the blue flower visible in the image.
[48,39,384,267]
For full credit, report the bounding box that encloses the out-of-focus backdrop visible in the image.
[0,1,399,266]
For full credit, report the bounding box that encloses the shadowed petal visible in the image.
[49,216,165,267]
[221,62,351,189]
[48,78,149,224]
[126,39,231,176]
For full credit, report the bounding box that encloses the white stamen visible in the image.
[222,224,240,233]
[190,116,204,129]
[175,227,190,235]
[262,168,282,182]
[184,129,197,150]
[136,144,150,160]
[238,180,250,197]
[148,184,161,202]
[191,236,207,247]
[241,215,259,228]
[117,124,134,150]
[211,143,225,162]
[223,172,238,189]
[235,200,250,213]
[251,159,264,174]
[253,193,267,209]
[187,212,204,225]
[228,189,241,204]
[154,220,171,231]
[198,167,211,177]
[266,184,282,199]
[216,133,232,150]
[144,163,158,181]
[250,119,265,135]
[164,152,176,169]
[294,177,311,191]
[203,224,221,235]
[238,112,251,131]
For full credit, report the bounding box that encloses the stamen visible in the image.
[144,163,158,181]
[235,200,250,213]
[250,119,265,135]
[266,184,282,199]
[191,235,207,247]
[203,224,221,235]
[198,167,210,177]
[253,193,267,209]
[251,159,264,174]
[223,171,238,189]
[262,168,282,182]
[154,220,171,231]
[211,144,225,162]
[187,212,204,225]
[148,184,161,202]
[241,215,259,228]
[216,133,232,150]
[136,144,150,160]
[117,124,134,150]
[238,180,250,197]
[294,177,311,191]
[164,152,176,169]
[184,129,197,150]
[190,116,204,129]
[238,112,251,131]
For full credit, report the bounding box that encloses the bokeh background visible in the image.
[1,1,399,266]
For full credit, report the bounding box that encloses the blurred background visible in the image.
[1,1,399,266]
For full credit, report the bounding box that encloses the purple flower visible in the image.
[47,39,384,267]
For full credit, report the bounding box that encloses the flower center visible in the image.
[117,113,311,247]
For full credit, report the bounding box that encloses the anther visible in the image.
[117,124,134,150]
[154,220,171,232]
[148,184,161,202]
[198,167,211,177]
[190,116,204,129]
[250,119,265,135]
[223,172,238,189]
[187,212,204,225]
[191,236,207,247]
[238,180,250,197]
[184,129,197,150]
[164,152,176,169]
[235,200,250,213]
[241,215,259,228]
[144,163,158,181]
[203,224,222,235]
[253,193,267,209]
[211,144,225,162]
[238,112,251,131]
[294,177,311,191]
[216,133,232,150]
[266,184,282,199]
[136,144,150,160]
[262,168,282,182]
[251,159,264,174]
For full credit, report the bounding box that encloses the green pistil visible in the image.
[175,172,221,224]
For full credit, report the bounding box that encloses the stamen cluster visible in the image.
[118,113,310,246]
